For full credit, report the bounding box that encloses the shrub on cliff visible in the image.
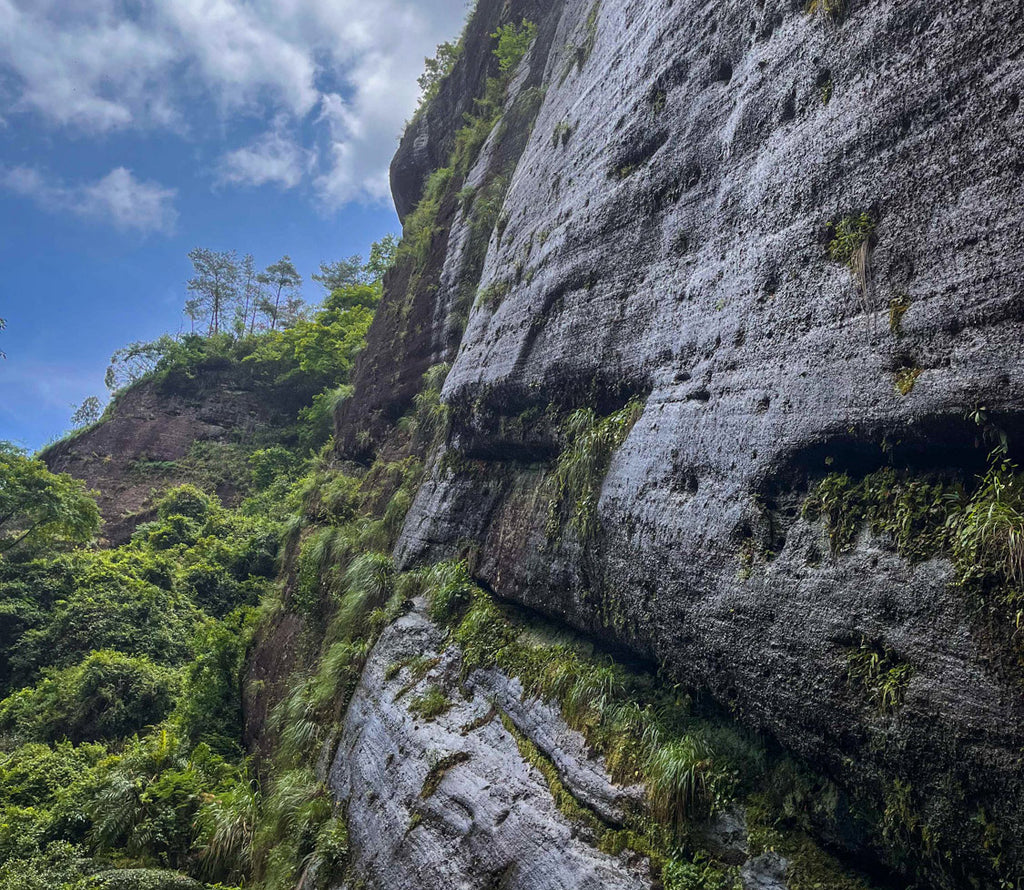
[492,19,538,73]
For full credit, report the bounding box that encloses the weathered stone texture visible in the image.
[329,607,654,890]
[343,0,1024,882]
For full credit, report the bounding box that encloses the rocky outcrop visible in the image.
[329,606,655,889]
[339,0,1024,884]
[335,0,567,459]
[42,361,303,542]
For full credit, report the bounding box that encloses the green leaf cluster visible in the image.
[491,20,538,73]
[0,444,100,558]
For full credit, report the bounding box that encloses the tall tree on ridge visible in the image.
[187,248,240,336]
[70,397,103,429]
[365,234,398,283]
[311,256,364,293]
[238,253,264,336]
[184,298,202,335]
[257,256,302,332]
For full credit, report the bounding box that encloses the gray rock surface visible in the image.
[328,606,653,890]
[340,0,1024,882]
[465,666,645,827]
[741,854,790,890]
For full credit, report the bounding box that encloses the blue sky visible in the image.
[0,0,469,451]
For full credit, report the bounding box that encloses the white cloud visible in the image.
[0,0,470,208]
[217,127,314,189]
[0,0,179,132]
[160,0,320,119]
[0,165,178,234]
[79,168,179,233]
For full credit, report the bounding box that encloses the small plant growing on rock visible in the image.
[803,456,1024,632]
[476,279,511,311]
[952,457,1024,595]
[548,399,644,542]
[402,363,450,448]
[880,779,936,863]
[828,212,875,313]
[335,552,396,636]
[828,212,874,266]
[894,366,922,395]
[888,294,911,335]
[561,1,602,82]
[661,855,739,890]
[552,120,573,148]
[409,685,451,721]
[457,184,476,213]
[846,639,913,714]
[807,0,844,21]
[802,467,955,558]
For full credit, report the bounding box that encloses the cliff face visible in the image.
[338,0,1024,884]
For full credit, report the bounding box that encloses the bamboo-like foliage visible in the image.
[335,553,395,636]
[951,458,1024,590]
[197,781,259,883]
[646,735,718,832]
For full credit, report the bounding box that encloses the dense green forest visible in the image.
[0,243,403,890]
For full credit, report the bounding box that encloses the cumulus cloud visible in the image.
[218,127,315,189]
[0,0,470,207]
[0,165,178,234]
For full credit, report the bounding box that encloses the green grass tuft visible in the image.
[548,399,644,542]
[646,735,733,834]
[408,685,450,721]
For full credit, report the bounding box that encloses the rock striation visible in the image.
[329,606,654,890]
[336,0,1024,884]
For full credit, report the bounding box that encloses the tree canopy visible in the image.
[256,255,303,332]
[417,39,462,108]
[186,248,240,337]
[0,444,100,558]
[70,397,102,429]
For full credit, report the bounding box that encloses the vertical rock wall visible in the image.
[338,0,1024,883]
